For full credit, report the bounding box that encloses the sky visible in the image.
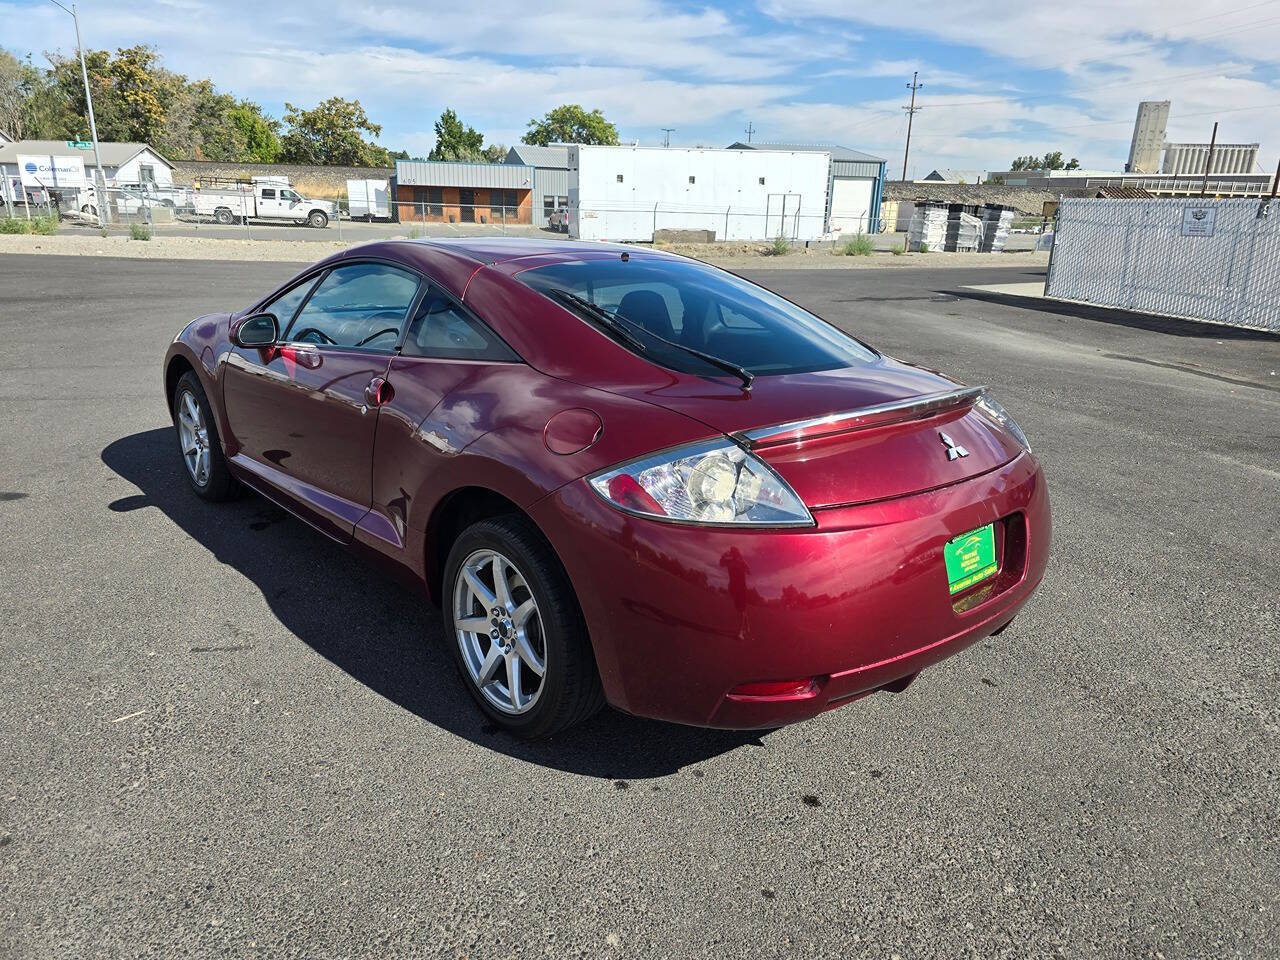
[5,0,1279,177]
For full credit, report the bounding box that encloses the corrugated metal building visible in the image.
[727,141,886,233]
[393,159,536,224]
[504,145,570,222]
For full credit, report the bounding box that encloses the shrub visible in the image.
[891,242,905,256]
[129,222,152,241]
[31,215,59,236]
[767,233,791,256]
[918,241,930,254]
[837,233,875,256]
[0,217,28,234]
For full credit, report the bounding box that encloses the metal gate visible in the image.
[764,193,802,239]
[1045,196,1280,332]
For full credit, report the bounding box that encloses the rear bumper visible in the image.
[529,452,1050,729]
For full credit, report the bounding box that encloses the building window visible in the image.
[413,186,443,217]
[490,189,518,218]
[616,174,624,183]
[759,177,766,185]
[688,176,696,184]
[139,163,155,185]
[543,195,556,216]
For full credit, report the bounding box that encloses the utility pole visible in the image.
[1200,121,1218,197]
[744,121,755,144]
[661,128,674,148]
[47,0,109,224]
[901,72,923,182]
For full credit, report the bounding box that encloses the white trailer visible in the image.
[192,177,336,227]
[567,145,831,242]
[347,178,390,220]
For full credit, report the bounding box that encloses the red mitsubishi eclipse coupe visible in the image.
[163,238,1049,737]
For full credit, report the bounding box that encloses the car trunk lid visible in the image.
[608,357,1024,508]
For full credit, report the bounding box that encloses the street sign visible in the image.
[65,140,93,150]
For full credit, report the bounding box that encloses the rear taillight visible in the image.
[589,438,813,527]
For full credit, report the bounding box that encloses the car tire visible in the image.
[172,370,238,502]
[307,210,329,228]
[214,208,234,225]
[443,515,604,738]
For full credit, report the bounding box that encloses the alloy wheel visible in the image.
[452,549,547,714]
[176,389,211,487]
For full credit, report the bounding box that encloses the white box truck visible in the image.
[193,177,336,227]
[567,145,831,242]
[347,178,390,220]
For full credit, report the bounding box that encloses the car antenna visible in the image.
[620,251,630,262]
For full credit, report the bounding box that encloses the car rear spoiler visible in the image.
[735,385,986,449]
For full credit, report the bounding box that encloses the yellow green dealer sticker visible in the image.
[944,523,998,594]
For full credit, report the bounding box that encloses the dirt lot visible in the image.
[0,230,1052,269]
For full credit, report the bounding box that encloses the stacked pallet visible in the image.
[979,205,1015,252]
[907,203,948,252]
[945,211,983,252]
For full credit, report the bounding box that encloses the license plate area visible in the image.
[945,523,998,595]
[948,514,1028,614]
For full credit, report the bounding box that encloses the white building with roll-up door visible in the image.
[729,142,886,235]
[568,144,834,242]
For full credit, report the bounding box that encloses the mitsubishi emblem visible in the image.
[939,431,969,461]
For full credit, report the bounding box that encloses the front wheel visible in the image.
[307,210,329,228]
[443,515,603,738]
[172,371,238,501]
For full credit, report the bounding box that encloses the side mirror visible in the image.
[232,312,279,348]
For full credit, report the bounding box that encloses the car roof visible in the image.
[393,236,683,267]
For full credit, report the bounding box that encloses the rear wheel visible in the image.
[214,207,234,225]
[443,515,603,738]
[173,371,238,501]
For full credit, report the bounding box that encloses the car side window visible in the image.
[262,275,321,329]
[401,285,519,362]
[283,262,421,351]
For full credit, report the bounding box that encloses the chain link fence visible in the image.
[4,181,882,247]
[1046,196,1280,331]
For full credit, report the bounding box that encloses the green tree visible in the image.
[427,108,485,161]
[227,101,281,162]
[522,104,618,146]
[1009,151,1082,172]
[0,50,35,139]
[279,97,392,166]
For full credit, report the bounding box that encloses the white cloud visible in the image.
[4,0,1277,174]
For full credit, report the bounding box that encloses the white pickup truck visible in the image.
[193,178,336,228]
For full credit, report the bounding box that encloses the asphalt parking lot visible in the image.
[2,253,1278,959]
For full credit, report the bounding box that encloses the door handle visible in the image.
[365,376,394,407]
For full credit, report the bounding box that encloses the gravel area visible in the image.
[0,231,1051,270]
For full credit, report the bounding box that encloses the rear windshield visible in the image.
[517,259,877,377]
